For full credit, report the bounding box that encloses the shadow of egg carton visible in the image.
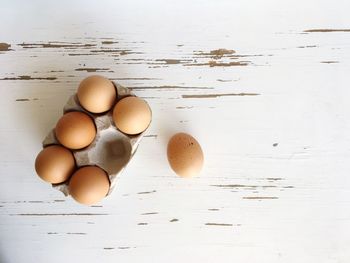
[42,82,146,196]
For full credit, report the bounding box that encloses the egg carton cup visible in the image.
[42,82,145,196]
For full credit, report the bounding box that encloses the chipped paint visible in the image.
[0,75,57,80]
[182,93,259,99]
[188,48,266,67]
[217,79,233,82]
[205,223,233,226]
[120,50,143,55]
[101,41,118,44]
[18,42,96,48]
[137,190,156,194]
[304,29,350,32]
[155,59,182,64]
[141,212,158,215]
[195,49,235,59]
[90,49,130,53]
[209,49,235,58]
[75,68,110,72]
[320,61,339,64]
[186,61,249,67]
[176,106,193,109]
[154,59,192,65]
[0,4,345,260]
[124,58,150,61]
[208,61,249,67]
[68,53,98,56]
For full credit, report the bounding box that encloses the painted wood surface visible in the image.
[0,0,349,262]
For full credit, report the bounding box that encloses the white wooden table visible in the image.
[1,1,349,262]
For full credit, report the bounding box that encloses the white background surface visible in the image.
[1,0,350,262]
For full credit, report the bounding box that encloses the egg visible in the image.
[55,111,96,150]
[112,96,151,135]
[77,75,116,113]
[69,166,110,205]
[167,133,204,178]
[35,145,75,184]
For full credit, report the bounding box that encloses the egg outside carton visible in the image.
[42,82,146,197]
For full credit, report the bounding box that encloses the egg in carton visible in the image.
[42,81,148,197]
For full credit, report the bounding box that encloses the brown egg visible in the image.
[113,96,151,135]
[167,133,204,178]
[77,75,117,113]
[69,166,110,205]
[55,111,96,150]
[35,145,75,184]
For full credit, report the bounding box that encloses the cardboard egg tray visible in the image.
[42,82,146,196]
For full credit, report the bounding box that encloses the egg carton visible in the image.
[42,82,145,196]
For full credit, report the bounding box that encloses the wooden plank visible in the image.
[0,0,349,262]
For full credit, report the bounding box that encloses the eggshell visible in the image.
[55,111,96,150]
[112,96,151,135]
[41,81,150,200]
[35,145,75,184]
[77,75,117,113]
[167,133,204,178]
[69,166,110,205]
